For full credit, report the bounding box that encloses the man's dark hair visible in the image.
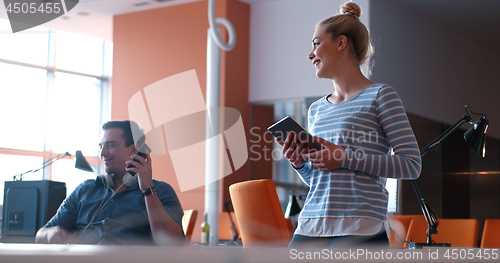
[102,120,145,147]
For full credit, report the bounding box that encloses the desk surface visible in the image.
[0,244,272,263]
[0,244,497,263]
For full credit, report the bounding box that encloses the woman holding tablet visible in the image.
[278,2,421,247]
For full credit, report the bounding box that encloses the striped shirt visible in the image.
[295,84,421,235]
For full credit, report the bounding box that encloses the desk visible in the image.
[0,244,497,263]
[0,243,271,263]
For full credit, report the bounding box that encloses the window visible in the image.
[55,31,104,76]
[49,72,103,155]
[0,155,44,204]
[0,63,47,152]
[0,19,112,202]
[0,20,48,66]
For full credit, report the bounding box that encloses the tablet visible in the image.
[267,116,323,152]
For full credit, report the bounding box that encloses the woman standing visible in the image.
[279,2,421,247]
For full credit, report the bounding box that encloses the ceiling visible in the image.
[0,0,268,40]
[1,0,499,47]
[0,0,201,40]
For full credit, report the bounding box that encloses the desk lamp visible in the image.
[410,105,488,249]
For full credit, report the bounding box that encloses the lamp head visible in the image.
[75,150,94,172]
[284,195,302,218]
[464,116,488,157]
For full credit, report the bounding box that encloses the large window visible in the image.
[0,19,112,204]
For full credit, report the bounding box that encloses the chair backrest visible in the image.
[390,215,423,247]
[229,179,291,247]
[405,218,479,248]
[181,209,198,244]
[481,219,500,248]
[219,211,240,241]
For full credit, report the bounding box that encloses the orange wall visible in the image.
[112,0,250,243]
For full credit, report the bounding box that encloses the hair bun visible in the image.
[340,2,362,19]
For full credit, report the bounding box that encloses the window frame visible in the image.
[0,29,110,184]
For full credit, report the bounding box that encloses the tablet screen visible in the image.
[267,116,323,152]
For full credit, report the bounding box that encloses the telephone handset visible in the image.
[125,143,152,177]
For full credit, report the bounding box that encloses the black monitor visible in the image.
[1,180,66,243]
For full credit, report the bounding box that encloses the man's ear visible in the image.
[338,35,348,51]
[129,144,138,156]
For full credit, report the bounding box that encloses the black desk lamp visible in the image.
[409,105,488,249]
[75,150,94,172]
[13,150,94,181]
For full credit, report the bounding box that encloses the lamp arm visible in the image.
[411,113,472,244]
[420,114,472,157]
[13,152,70,181]
[411,180,439,243]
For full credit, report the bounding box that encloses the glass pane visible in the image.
[55,31,104,76]
[51,158,97,196]
[0,62,47,151]
[48,72,101,156]
[386,178,398,213]
[0,154,44,204]
[0,18,49,66]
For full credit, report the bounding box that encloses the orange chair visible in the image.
[219,211,240,241]
[405,218,479,248]
[481,219,500,248]
[181,209,198,244]
[390,215,423,247]
[229,179,291,247]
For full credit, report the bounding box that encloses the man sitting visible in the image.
[35,120,184,245]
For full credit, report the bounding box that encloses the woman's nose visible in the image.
[308,51,315,61]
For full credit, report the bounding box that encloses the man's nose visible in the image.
[99,147,108,158]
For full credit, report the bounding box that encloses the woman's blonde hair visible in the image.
[316,2,373,65]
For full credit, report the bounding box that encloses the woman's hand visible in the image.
[277,132,309,169]
[303,136,344,171]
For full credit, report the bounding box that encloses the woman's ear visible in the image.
[337,35,348,51]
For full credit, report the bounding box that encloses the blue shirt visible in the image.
[44,177,184,245]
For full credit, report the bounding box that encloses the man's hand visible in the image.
[125,153,183,245]
[126,153,153,191]
[35,226,75,244]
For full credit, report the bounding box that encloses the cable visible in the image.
[75,182,125,243]
[466,105,486,117]
[388,222,411,245]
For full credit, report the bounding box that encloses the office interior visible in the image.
[0,0,499,247]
